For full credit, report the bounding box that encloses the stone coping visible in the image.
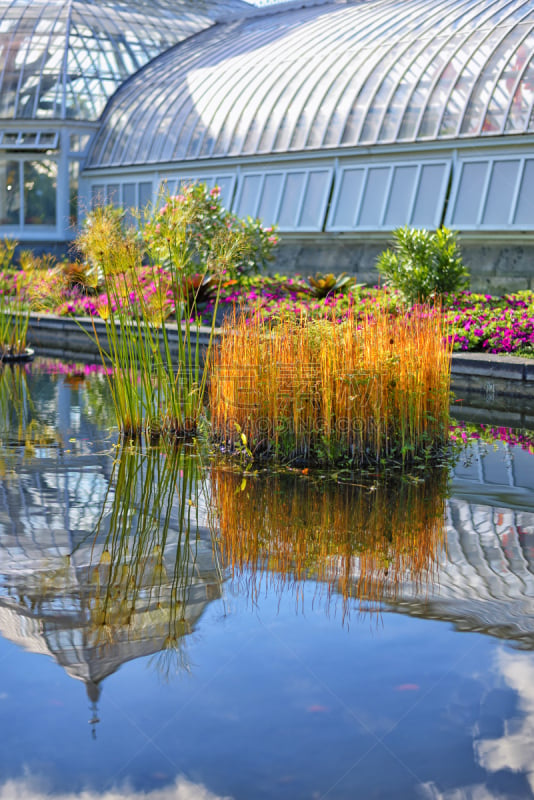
[451,351,534,382]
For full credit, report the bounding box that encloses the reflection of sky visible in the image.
[475,649,534,794]
[3,367,534,797]
[0,775,230,799]
[419,647,534,799]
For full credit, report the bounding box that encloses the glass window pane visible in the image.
[24,160,57,225]
[69,134,90,153]
[257,173,283,226]
[330,168,365,229]
[411,163,447,227]
[122,182,137,226]
[298,171,331,229]
[514,159,534,226]
[91,184,104,209]
[451,161,488,226]
[138,181,152,210]
[38,132,58,148]
[482,160,520,226]
[122,183,136,208]
[69,161,79,228]
[236,174,262,218]
[358,167,390,227]
[106,183,120,206]
[213,176,234,209]
[0,159,20,225]
[384,165,418,227]
[278,172,306,229]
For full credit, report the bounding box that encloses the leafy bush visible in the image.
[141,183,278,279]
[376,226,469,303]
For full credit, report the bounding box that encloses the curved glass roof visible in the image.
[88,0,534,168]
[0,0,249,121]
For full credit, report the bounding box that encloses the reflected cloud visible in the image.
[475,649,534,794]
[419,781,509,799]
[0,776,231,800]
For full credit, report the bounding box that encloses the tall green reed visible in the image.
[0,280,30,361]
[76,200,231,437]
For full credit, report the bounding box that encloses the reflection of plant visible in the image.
[88,441,219,670]
[211,466,447,615]
[451,421,534,453]
[0,364,57,452]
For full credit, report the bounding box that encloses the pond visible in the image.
[1,359,534,800]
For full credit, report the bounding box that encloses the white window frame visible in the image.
[445,154,534,230]
[233,167,334,232]
[327,158,451,232]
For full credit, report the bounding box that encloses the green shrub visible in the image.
[376,226,469,303]
[142,183,278,279]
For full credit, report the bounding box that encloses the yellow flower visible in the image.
[97,303,110,320]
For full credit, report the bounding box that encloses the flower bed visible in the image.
[2,267,534,358]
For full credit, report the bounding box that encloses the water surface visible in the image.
[1,360,534,799]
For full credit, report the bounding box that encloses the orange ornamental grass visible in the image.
[209,305,452,466]
[211,467,447,612]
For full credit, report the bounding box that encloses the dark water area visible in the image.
[1,360,534,799]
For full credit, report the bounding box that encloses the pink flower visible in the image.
[210,187,221,197]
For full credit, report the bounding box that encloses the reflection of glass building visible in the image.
[0,447,222,732]
[384,441,534,646]
[3,0,534,278]
[0,367,222,732]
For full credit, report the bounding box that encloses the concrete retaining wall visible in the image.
[272,236,534,295]
[27,314,215,363]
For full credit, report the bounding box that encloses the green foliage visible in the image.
[304,272,361,299]
[76,204,141,287]
[142,183,277,279]
[0,238,17,271]
[376,226,469,303]
[0,279,30,359]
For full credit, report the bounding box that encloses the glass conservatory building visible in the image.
[3,0,534,280]
[0,0,249,244]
